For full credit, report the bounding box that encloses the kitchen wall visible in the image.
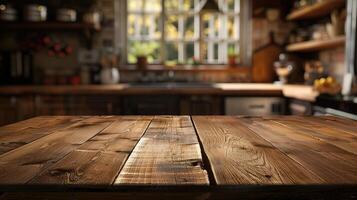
[0,0,254,84]
[319,47,346,83]
[1,0,347,84]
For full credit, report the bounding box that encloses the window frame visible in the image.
[115,0,252,66]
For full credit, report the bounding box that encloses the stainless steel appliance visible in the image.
[225,97,285,115]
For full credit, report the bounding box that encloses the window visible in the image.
[126,0,244,65]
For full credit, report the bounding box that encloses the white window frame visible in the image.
[115,0,251,66]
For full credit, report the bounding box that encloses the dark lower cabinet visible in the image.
[66,95,121,115]
[0,95,35,126]
[122,95,179,115]
[35,95,121,116]
[35,95,67,116]
[121,95,222,115]
[180,95,222,115]
[1,94,286,125]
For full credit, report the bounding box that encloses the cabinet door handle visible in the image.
[249,104,265,109]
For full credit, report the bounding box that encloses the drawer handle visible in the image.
[249,105,265,109]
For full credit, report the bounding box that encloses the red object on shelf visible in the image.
[47,50,55,57]
[64,46,73,55]
[70,76,81,85]
[42,36,52,46]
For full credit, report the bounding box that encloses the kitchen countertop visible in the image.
[0,116,356,199]
[0,83,319,101]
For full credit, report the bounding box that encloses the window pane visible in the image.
[127,0,241,64]
[182,0,195,11]
[128,0,143,12]
[143,14,162,38]
[127,14,161,39]
[166,0,195,11]
[224,0,239,13]
[165,0,179,11]
[166,15,179,40]
[165,42,178,62]
[227,16,237,39]
[127,14,139,37]
[202,14,220,39]
[145,0,162,12]
[184,15,196,40]
[214,43,219,60]
[185,42,195,59]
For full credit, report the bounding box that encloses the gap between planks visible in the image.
[114,116,210,185]
[192,116,324,185]
[29,116,153,186]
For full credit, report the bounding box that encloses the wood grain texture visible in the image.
[287,0,346,20]
[0,115,356,192]
[263,116,357,155]
[239,116,357,184]
[30,116,152,186]
[286,36,345,52]
[305,116,357,136]
[115,116,209,185]
[0,116,115,184]
[192,116,322,185]
[0,116,87,155]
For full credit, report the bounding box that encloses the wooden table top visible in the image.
[0,116,356,197]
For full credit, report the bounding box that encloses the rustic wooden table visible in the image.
[0,116,356,199]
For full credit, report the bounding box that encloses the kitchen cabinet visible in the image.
[122,95,222,115]
[35,95,67,116]
[0,96,19,126]
[0,95,35,126]
[35,95,121,116]
[225,97,286,115]
[180,95,222,115]
[288,99,313,115]
[122,95,179,115]
[66,95,121,115]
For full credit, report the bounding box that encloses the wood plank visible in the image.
[308,116,357,136]
[0,116,115,184]
[286,0,346,20]
[0,116,73,132]
[30,116,152,186]
[192,116,322,185]
[239,117,357,184]
[263,116,357,155]
[286,36,345,52]
[0,116,88,155]
[320,116,357,126]
[115,116,209,185]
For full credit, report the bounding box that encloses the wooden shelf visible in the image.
[287,0,346,21]
[286,36,345,52]
[0,22,98,31]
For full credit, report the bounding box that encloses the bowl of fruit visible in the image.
[314,76,341,95]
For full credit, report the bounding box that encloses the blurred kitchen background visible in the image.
[0,0,356,125]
